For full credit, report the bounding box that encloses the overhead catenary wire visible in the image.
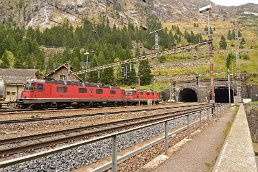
[76,40,213,74]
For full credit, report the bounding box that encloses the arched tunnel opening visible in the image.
[215,87,234,103]
[178,88,198,102]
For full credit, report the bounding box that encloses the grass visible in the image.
[246,101,258,105]
[155,18,258,87]
[212,106,239,171]
[205,161,212,171]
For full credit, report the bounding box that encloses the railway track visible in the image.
[0,103,207,124]
[0,104,211,161]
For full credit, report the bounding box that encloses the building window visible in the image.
[11,91,16,95]
[110,90,116,94]
[96,89,103,94]
[57,87,67,92]
[7,91,10,95]
[37,84,44,91]
[78,88,87,93]
[60,75,67,81]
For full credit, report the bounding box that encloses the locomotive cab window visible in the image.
[37,84,44,91]
[110,90,116,94]
[57,87,67,92]
[79,88,87,93]
[96,89,103,94]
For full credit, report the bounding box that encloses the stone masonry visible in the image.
[245,105,258,143]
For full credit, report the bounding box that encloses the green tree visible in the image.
[138,59,152,86]
[226,53,235,69]
[219,35,227,50]
[240,38,246,48]
[1,50,16,68]
[227,30,232,40]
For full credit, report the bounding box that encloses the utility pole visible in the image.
[149,29,162,56]
[235,19,242,104]
[208,10,215,104]
[228,68,231,104]
[153,77,156,105]
[84,52,89,81]
[199,5,214,104]
[169,79,172,101]
[138,76,141,106]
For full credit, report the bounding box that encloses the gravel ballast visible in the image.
[0,111,208,172]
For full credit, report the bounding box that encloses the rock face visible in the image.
[0,0,257,29]
[245,105,258,143]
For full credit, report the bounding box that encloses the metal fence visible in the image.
[0,104,229,172]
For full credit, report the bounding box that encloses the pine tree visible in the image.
[138,59,152,86]
[219,35,227,50]
[226,53,235,69]
[227,30,232,40]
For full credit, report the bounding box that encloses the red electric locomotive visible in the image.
[18,80,160,109]
[125,89,160,105]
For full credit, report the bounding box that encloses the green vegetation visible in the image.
[0,17,182,85]
[219,35,227,50]
[246,101,258,105]
[0,15,257,87]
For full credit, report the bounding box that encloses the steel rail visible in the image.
[0,103,206,124]
[0,104,228,169]
[0,105,211,158]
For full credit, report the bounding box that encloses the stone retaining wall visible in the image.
[245,105,258,143]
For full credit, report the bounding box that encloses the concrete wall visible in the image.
[161,79,249,103]
[247,86,258,102]
[6,84,23,102]
[245,104,258,143]
[213,104,257,172]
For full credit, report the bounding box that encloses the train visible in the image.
[17,79,161,109]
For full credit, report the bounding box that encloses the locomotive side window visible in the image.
[79,88,87,93]
[146,92,150,95]
[57,87,67,92]
[37,84,44,91]
[140,92,143,95]
[110,90,116,94]
[96,89,103,94]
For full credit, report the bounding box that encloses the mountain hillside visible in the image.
[0,0,257,86]
[0,0,257,29]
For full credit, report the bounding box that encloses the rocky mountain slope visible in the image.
[0,0,257,29]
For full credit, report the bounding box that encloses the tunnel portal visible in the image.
[215,87,234,103]
[178,88,198,102]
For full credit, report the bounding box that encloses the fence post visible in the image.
[112,135,118,172]
[187,114,190,139]
[165,121,168,155]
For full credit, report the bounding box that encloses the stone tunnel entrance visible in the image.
[178,88,198,102]
[215,87,234,103]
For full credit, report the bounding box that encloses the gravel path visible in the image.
[152,107,234,172]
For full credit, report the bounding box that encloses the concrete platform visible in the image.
[213,104,257,172]
[149,106,234,172]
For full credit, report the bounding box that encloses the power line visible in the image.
[76,40,212,74]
